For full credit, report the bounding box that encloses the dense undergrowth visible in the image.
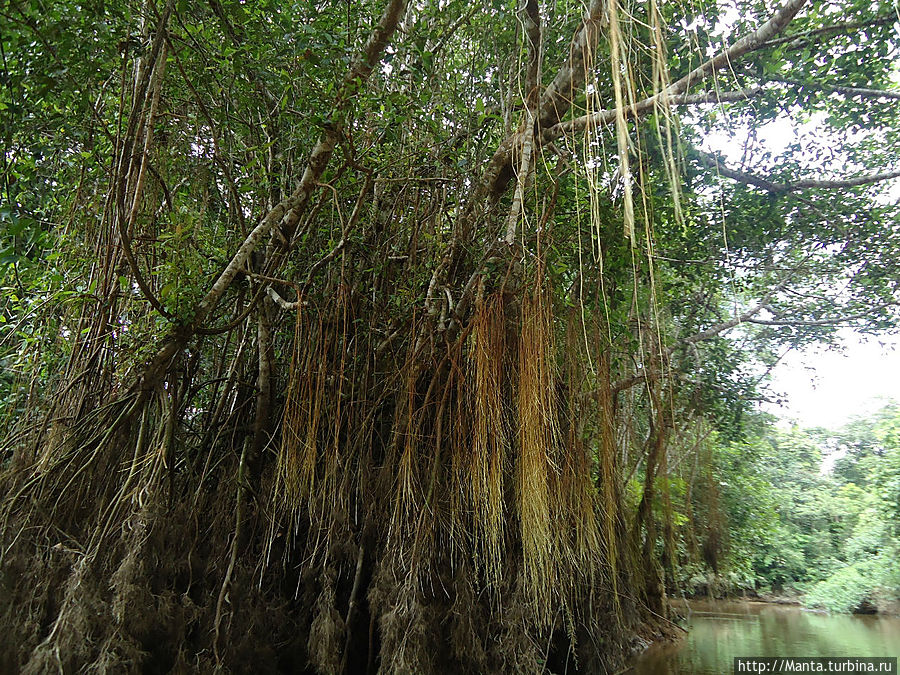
[670,407,900,615]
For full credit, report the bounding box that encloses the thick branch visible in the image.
[137,0,409,387]
[541,0,808,141]
[758,14,896,50]
[537,0,605,129]
[543,88,764,141]
[680,303,771,346]
[267,286,301,311]
[190,0,408,329]
[771,77,900,101]
[746,302,899,327]
[697,151,900,194]
[478,0,605,199]
[664,0,808,98]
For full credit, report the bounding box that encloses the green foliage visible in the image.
[805,553,900,613]
[0,0,899,668]
[806,563,872,613]
[697,405,900,612]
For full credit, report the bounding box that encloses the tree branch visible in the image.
[479,0,605,200]
[663,0,809,97]
[138,0,410,387]
[541,0,807,142]
[757,14,896,51]
[746,302,899,327]
[608,278,796,395]
[697,151,900,194]
[544,87,764,141]
[536,0,605,130]
[190,0,409,329]
[679,302,771,346]
[770,77,900,101]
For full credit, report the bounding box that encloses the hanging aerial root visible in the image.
[606,0,635,242]
[388,321,433,572]
[321,284,353,520]
[425,339,463,568]
[516,282,560,619]
[470,292,508,586]
[597,346,622,620]
[556,312,602,585]
[0,391,144,551]
[272,288,360,568]
[275,301,326,515]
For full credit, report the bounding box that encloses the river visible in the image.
[628,599,900,674]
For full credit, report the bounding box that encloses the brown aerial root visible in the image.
[555,311,602,586]
[276,301,322,512]
[388,320,429,566]
[597,344,623,620]
[516,280,560,619]
[469,291,509,587]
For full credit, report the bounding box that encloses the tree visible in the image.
[703,407,900,612]
[1,0,898,671]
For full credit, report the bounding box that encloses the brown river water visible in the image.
[628,599,900,674]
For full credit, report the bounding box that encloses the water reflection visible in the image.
[629,599,900,675]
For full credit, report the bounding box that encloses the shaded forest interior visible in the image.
[0,0,899,672]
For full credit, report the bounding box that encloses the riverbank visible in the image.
[629,598,900,674]
[679,588,900,616]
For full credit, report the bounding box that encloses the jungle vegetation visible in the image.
[680,405,900,614]
[1,0,899,671]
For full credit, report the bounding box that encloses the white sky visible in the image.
[698,87,900,430]
[761,331,900,429]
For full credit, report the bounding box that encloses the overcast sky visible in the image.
[761,331,900,429]
[698,89,900,431]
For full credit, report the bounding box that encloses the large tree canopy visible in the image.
[1,0,898,672]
